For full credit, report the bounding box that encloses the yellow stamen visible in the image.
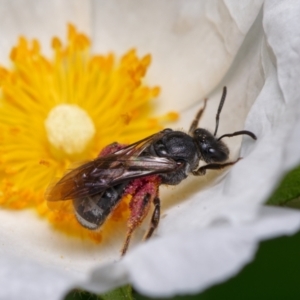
[0,24,178,242]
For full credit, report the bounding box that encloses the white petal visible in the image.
[92,0,264,113]
[0,253,74,300]
[0,208,125,298]
[263,0,300,170]
[85,206,300,296]
[0,0,91,63]
[84,1,300,296]
[160,0,300,234]
[0,1,300,299]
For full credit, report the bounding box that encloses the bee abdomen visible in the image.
[73,182,129,230]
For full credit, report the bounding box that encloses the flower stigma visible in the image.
[0,24,178,243]
[45,104,96,155]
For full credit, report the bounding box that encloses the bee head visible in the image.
[190,87,256,164]
[193,128,229,163]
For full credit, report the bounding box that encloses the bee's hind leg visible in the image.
[121,226,135,256]
[121,192,152,256]
[120,177,160,256]
[144,196,160,240]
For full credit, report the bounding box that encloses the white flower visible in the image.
[0,1,300,299]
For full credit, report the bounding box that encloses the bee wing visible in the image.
[46,130,177,202]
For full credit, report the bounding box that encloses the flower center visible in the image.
[0,24,178,243]
[45,104,96,155]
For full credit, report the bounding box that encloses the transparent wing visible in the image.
[45,130,177,201]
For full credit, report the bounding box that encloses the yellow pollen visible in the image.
[0,24,178,243]
[45,104,96,155]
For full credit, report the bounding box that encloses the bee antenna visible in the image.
[218,130,257,141]
[214,86,227,136]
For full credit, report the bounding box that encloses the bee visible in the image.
[46,87,256,256]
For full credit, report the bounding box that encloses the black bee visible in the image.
[46,87,256,255]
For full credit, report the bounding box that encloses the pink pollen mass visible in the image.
[125,175,161,229]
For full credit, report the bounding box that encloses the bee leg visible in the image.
[192,158,241,176]
[188,98,207,135]
[121,192,153,256]
[144,196,160,240]
[121,177,160,256]
[121,227,135,256]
